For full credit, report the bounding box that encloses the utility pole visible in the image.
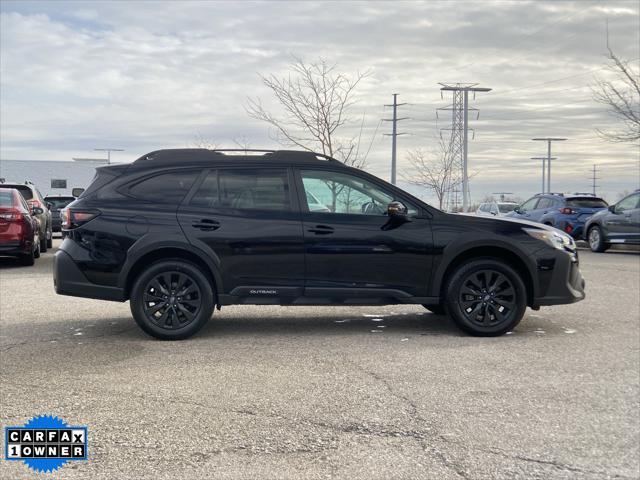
[94,148,124,164]
[438,84,491,212]
[532,138,566,192]
[382,94,408,185]
[590,164,600,195]
[531,156,556,193]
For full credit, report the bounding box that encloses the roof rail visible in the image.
[134,148,341,164]
[211,149,277,154]
[571,192,595,196]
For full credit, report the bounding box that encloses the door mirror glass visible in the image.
[387,201,408,216]
[72,188,85,198]
[32,206,44,215]
[513,206,521,214]
[608,205,616,213]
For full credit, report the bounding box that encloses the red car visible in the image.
[0,187,42,265]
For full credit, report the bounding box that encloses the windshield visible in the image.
[45,197,75,208]
[498,203,517,213]
[566,198,608,208]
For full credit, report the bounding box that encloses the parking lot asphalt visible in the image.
[0,238,638,480]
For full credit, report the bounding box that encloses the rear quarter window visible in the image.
[127,171,199,204]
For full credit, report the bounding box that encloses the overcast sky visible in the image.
[1,0,638,204]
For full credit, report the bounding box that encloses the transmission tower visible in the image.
[532,138,566,192]
[382,94,408,185]
[437,83,491,212]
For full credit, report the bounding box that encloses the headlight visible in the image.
[523,228,575,251]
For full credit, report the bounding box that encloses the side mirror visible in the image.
[32,206,44,215]
[46,202,53,210]
[513,206,521,214]
[387,201,408,217]
[72,188,85,198]
[608,205,616,213]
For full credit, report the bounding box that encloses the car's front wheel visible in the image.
[130,259,215,340]
[445,258,527,336]
[587,226,609,253]
[46,226,53,249]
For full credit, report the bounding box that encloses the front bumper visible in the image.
[54,249,125,301]
[532,249,585,307]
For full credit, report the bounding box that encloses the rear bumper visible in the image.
[0,241,30,256]
[54,249,125,301]
[533,250,585,307]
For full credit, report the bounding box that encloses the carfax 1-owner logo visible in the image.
[4,415,88,473]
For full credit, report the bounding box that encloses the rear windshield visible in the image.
[45,197,75,208]
[566,198,608,208]
[498,204,517,213]
[2,185,33,200]
[0,191,14,207]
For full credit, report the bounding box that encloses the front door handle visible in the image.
[308,225,334,235]
[192,219,220,231]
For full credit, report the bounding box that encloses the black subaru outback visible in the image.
[54,149,585,340]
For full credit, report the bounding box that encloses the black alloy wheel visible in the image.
[142,271,202,329]
[458,270,516,327]
[130,259,215,340]
[445,258,527,336]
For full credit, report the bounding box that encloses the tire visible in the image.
[422,304,445,315]
[40,225,48,253]
[444,258,527,336]
[20,247,35,266]
[33,238,40,259]
[130,259,215,340]
[47,226,53,249]
[587,226,609,253]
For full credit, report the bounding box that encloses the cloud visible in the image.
[1,0,638,203]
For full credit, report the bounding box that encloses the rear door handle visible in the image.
[308,225,334,235]
[192,219,220,231]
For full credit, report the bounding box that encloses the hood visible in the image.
[452,212,563,233]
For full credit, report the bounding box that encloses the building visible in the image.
[0,159,109,197]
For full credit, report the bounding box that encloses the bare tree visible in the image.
[191,133,219,150]
[403,139,457,210]
[246,56,371,168]
[592,48,640,143]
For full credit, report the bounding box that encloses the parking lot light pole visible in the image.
[532,138,566,192]
[94,148,124,164]
[531,156,556,193]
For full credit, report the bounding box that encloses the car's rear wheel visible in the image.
[422,304,445,315]
[33,237,40,259]
[587,226,609,253]
[445,258,527,336]
[130,259,214,340]
[40,228,48,252]
[46,226,53,249]
[20,244,35,266]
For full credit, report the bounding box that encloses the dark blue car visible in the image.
[508,193,608,239]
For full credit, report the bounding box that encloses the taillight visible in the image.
[27,199,45,210]
[564,224,574,233]
[0,212,22,221]
[62,209,100,229]
[559,207,575,215]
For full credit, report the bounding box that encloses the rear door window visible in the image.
[190,169,291,211]
[537,198,554,209]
